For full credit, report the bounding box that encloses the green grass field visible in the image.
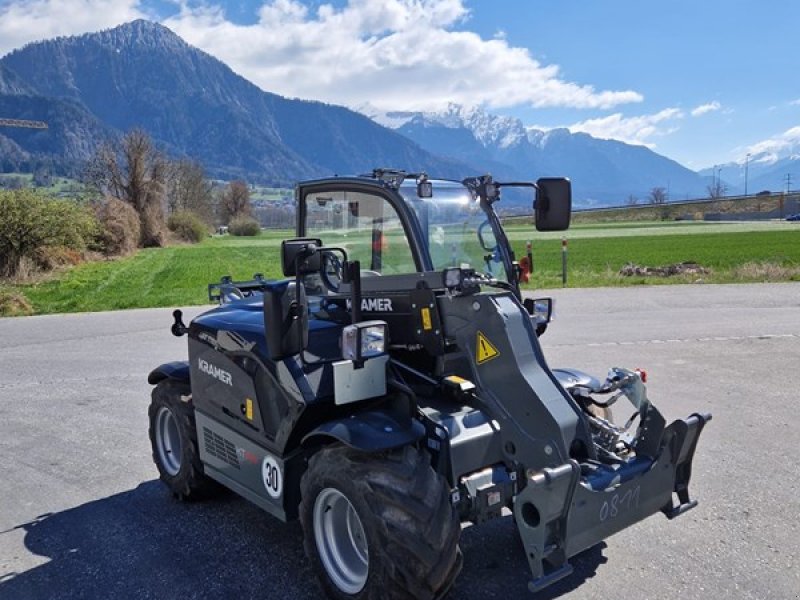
[507,224,800,288]
[0,173,84,196]
[2,221,799,316]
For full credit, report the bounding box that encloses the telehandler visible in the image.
[148,169,710,599]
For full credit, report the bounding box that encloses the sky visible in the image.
[1,0,799,171]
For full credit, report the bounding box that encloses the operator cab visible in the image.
[294,171,569,342]
[275,172,572,396]
[298,175,515,297]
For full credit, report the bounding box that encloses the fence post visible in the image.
[561,237,568,287]
[526,240,533,273]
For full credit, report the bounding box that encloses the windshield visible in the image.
[399,180,509,281]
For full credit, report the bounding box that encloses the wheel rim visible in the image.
[154,406,182,476]
[313,487,369,594]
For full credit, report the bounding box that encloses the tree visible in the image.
[86,129,167,247]
[648,187,669,220]
[0,189,97,277]
[706,180,726,199]
[167,159,214,224]
[648,187,668,205]
[220,180,251,224]
[647,187,667,204]
[626,194,638,206]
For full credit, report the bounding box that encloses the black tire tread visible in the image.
[147,380,220,500]
[300,444,462,600]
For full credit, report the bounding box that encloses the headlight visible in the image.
[342,321,388,361]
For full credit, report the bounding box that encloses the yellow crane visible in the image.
[0,118,48,129]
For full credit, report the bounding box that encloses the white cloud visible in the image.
[691,101,721,117]
[0,0,644,115]
[0,0,146,57]
[744,125,800,163]
[567,108,684,147]
[790,98,800,106]
[155,0,642,112]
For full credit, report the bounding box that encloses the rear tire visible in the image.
[148,380,220,500]
[300,444,462,600]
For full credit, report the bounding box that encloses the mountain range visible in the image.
[698,152,800,196]
[359,104,710,205]
[0,20,466,187]
[0,20,721,206]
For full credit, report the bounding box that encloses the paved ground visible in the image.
[1,283,798,600]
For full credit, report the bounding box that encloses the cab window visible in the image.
[304,190,416,275]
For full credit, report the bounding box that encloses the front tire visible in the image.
[300,444,462,600]
[148,380,219,500]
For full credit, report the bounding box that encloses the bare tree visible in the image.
[648,187,670,220]
[706,180,726,199]
[220,180,251,224]
[86,129,167,247]
[648,187,668,205]
[167,159,214,223]
[626,194,638,206]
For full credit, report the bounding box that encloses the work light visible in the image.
[341,321,388,362]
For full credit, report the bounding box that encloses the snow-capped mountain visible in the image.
[358,103,710,207]
[699,150,800,196]
[361,103,535,151]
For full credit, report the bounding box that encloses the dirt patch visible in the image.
[619,261,710,277]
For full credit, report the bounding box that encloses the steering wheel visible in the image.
[320,250,343,292]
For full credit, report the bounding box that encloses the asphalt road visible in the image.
[1,283,799,600]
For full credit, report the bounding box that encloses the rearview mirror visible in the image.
[263,280,308,359]
[281,238,322,276]
[534,177,571,231]
[523,297,554,337]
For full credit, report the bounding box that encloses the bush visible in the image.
[228,215,261,236]
[0,289,33,316]
[167,210,209,243]
[0,189,98,278]
[96,198,141,256]
[33,246,84,270]
[141,201,167,248]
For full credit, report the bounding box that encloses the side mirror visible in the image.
[281,238,322,276]
[534,177,571,231]
[523,297,554,337]
[263,280,308,359]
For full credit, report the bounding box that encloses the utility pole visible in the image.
[744,153,750,197]
[786,173,792,194]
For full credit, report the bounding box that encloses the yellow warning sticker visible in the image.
[476,331,500,364]
[421,307,432,331]
[245,398,254,421]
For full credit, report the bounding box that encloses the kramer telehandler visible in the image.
[148,170,710,599]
